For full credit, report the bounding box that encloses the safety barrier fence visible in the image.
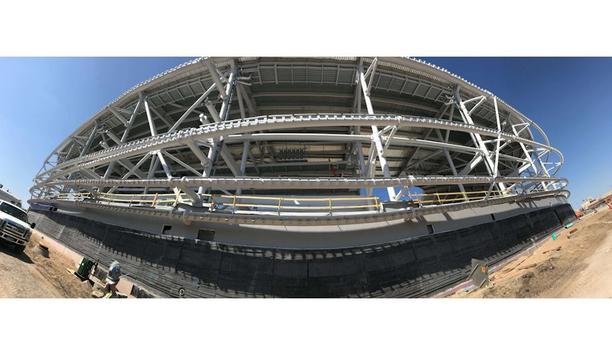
[27,203,578,297]
[45,189,507,216]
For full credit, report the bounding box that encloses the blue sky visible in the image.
[0,58,191,205]
[423,58,612,208]
[0,57,609,208]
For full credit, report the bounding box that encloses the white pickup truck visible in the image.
[0,199,35,253]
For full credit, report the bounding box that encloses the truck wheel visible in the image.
[13,245,25,253]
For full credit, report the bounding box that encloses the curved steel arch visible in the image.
[34,114,564,180]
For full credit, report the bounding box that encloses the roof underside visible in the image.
[44,58,546,193]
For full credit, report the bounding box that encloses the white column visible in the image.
[454,88,506,193]
[357,59,396,200]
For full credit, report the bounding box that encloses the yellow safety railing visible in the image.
[49,191,382,215]
[403,190,504,206]
[210,194,381,215]
[48,189,505,214]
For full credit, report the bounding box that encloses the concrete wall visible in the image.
[51,195,567,249]
[28,203,576,298]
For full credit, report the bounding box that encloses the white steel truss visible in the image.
[30,57,568,225]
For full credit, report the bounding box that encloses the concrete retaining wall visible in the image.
[28,203,576,298]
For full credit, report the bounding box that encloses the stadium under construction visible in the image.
[28,57,575,297]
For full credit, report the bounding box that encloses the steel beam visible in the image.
[205,101,221,123]
[454,88,506,192]
[219,144,241,176]
[142,94,157,137]
[205,58,227,99]
[107,106,129,127]
[50,175,568,191]
[168,83,217,132]
[103,95,143,180]
[37,113,565,183]
[186,140,212,169]
[358,58,396,200]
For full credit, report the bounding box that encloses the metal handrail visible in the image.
[48,191,382,214]
[47,189,505,215]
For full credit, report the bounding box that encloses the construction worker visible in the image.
[104,260,122,298]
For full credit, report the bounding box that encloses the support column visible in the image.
[156,151,200,204]
[142,153,159,195]
[435,129,467,201]
[236,141,250,194]
[63,122,99,193]
[103,95,144,180]
[357,58,396,200]
[191,62,239,195]
[169,83,218,131]
[142,93,157,137]
[485,96,504,198]
[454,87,506,193]
[511,123,549,192]
[351,62,366,180]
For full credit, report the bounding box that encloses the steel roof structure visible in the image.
[30,57,568,225]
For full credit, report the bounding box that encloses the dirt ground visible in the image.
[2,209,611,299]
[0,237,91,298]
[452,208,612,298]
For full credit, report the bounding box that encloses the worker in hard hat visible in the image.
[104,260,122,298]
